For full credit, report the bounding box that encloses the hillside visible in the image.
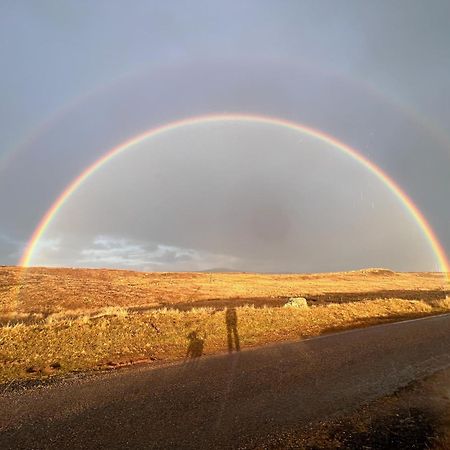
[1,266,446,317]
[1,266,449,383]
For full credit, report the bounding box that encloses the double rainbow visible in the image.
[19,114,449,277]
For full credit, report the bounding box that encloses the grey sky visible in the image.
[1,1,449,271]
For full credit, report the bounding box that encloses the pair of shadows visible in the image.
[185,307,240,359]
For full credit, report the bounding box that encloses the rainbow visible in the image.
[20,113,450,277]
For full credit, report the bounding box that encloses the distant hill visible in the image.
[200,268,241,273]
[1,266,445,318]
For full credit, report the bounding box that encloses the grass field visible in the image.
[0,266,449,383]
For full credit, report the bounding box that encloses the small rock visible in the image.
[284,297,308,308]
[50,362,61,369]
[26,366,40,374]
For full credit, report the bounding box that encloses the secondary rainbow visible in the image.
[20,113,450,277]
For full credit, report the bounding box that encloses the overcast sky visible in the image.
[1,1,449,272]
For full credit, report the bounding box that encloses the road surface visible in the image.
[2,314,450,449]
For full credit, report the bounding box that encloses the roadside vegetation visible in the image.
[0,267,448,383]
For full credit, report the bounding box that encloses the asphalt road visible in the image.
[2,314,450,449]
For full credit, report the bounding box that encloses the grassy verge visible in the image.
[1,298,449,384]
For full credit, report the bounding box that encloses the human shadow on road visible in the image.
[225,307,240,352]
[186,330,204,360]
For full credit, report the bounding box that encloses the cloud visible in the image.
[0,233,27,265]
[78,237,201,269]
[33,234,241,272]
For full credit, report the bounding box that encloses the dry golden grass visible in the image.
[1,266,447,315]
[0,266,448,383]
[1,297,449,383]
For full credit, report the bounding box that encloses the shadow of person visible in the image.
[225,307,240,352]
[186,331,204,359]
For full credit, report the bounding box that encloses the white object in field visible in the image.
[284,297,308,308]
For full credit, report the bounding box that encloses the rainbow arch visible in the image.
[20,113,450,276]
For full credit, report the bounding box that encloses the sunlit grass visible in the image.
[1,266,448,383]
[1,298,449,383]
[1,266,446,315]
